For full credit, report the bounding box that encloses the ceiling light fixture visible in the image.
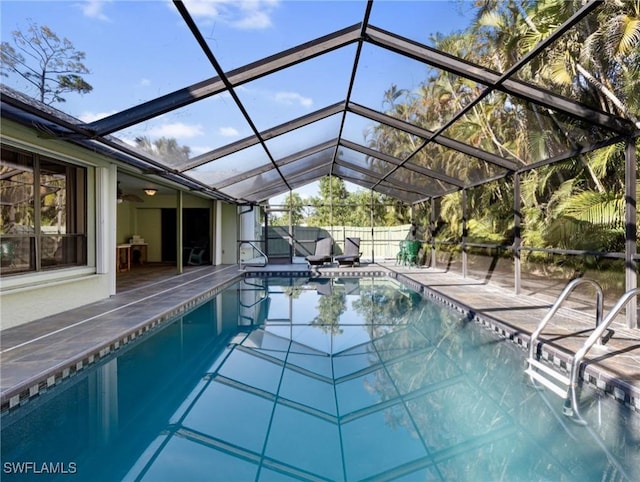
[144,189,158,196]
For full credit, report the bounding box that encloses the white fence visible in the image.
[262,224,413,261]
[321,224,412,260]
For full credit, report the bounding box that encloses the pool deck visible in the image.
[1,262,639,414]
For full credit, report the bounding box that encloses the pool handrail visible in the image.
[239,240,268,269]
[526,278,603,416]
[527,279,639,419]
[528,277,604,364]
[566,287,640,418]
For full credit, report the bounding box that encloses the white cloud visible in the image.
[189,145,215,156]
[139,78,151,87]
[232,9,271,30]
[274,91,313,108]
[148,122,204,138]
[182,0,279,30]
[181,0,221,18]
[78,0,110,21]
[78,110,117,123]
[218,126,240,137]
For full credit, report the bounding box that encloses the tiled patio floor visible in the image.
[1,262,638,413]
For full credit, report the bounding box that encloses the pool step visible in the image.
[525,358,569,398]
[526,281,640,418]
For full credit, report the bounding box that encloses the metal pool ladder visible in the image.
[525,278,640,417]
[239,241,268,269]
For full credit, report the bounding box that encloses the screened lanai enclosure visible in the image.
[1,0,639,325]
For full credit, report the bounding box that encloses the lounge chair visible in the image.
[306,237,332,267]
[334,237,361,267]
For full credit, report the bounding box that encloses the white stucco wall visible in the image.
[0,270,112,329]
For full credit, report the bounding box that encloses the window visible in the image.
[0,146,87,275]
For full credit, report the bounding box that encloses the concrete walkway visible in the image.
[1,262,638,415]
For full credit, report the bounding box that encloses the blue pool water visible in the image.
[1,276,638,481]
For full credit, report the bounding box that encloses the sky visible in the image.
[1,0,475,203]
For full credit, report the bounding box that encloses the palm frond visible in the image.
[547,179,578,211]
[583,142,624,180]
[478,10,504,29]
[555,190,624,230]
[611,15,640,56]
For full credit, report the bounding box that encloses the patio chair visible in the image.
[397,240,421,266]
[187,238,209,266]
[396,240,408,265]
[187,246,207,265]
[306,237,333,267]
[334,237,361,267]
[405,240,421,266]
[310,278,333,296]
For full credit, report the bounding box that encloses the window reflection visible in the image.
[0,147,86,275]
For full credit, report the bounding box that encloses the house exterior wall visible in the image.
[1,120,115,328]
[0,119,222,329]
[1,272,112,329]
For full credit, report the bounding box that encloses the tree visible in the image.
[270,192,305,226]
[364,0,638,258]
[345,190,387,227]
[135,136,191,167]
[307,177,350,226]
[0,21,92,105]
[311,290,346,335]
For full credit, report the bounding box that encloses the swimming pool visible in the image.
[1,276,638,481]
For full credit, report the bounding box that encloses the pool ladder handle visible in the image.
[238,241,268,269]
[526,280,640,417]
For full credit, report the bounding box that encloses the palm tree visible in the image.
[365,0,638,260]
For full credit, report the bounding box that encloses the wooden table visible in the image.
[116,244,131,272]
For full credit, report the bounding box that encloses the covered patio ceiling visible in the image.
[1,0,638,206]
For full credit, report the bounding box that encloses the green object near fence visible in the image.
[396,240,421,266]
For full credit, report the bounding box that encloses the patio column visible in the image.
[288,195,293,261]
[430,198,436,268]
[215,201,223,265]
[625,137,637,328]
[370,189,374,263]
[98,166,116,295]
[461,189,467,278]
[514,172,521,295]
[329,174,333,245]
[176,190,183,274]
